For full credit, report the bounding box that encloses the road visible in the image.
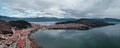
[0,28,36,48]
[0,23,41,48]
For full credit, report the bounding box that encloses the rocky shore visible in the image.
[29,38,43,48]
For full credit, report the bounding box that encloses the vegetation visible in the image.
[56,18,115,28]
[0,19,13,34]
[9,20,32,30]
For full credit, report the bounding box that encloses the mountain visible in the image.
[56,18,115,28]
[0,20,13,34]
[9,20,32,30]
[0,15,76,22]
[93,18,120,23]
[0,15,120,22]
[101,18,120,22]
[0,16,18,21]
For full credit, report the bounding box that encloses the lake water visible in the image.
[31,22,120,48]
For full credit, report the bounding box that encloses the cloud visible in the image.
[0,0,120,19]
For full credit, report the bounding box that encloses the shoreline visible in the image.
[0,19,116,48]
[28,23,43,48]
[0,23,43,48]
[28,26,43,48]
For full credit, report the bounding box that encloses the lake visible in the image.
[31,22,120,48]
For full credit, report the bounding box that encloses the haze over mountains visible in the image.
[0,15,120,23]
[0,15,76,22]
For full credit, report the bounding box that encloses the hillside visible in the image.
[56,18,115,28]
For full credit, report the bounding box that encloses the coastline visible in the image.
[0,22,43,48]
[28,23,43,48]
[29,38,43,48]
[0,19,116,48]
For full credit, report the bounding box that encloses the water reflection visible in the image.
[31,24,120,48]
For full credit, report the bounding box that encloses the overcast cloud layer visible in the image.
[0,0,120,18]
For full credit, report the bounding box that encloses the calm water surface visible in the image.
[31,22,120,48]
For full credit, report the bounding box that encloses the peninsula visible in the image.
[0,20,42,48]
[0,18,115,48]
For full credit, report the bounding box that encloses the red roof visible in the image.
[16,40,25,47]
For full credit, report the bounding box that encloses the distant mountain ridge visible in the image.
[0,15,120,22]
[100,18,120,22]
[0,15,76,22]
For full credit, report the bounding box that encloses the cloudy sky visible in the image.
[0,0,120,19]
